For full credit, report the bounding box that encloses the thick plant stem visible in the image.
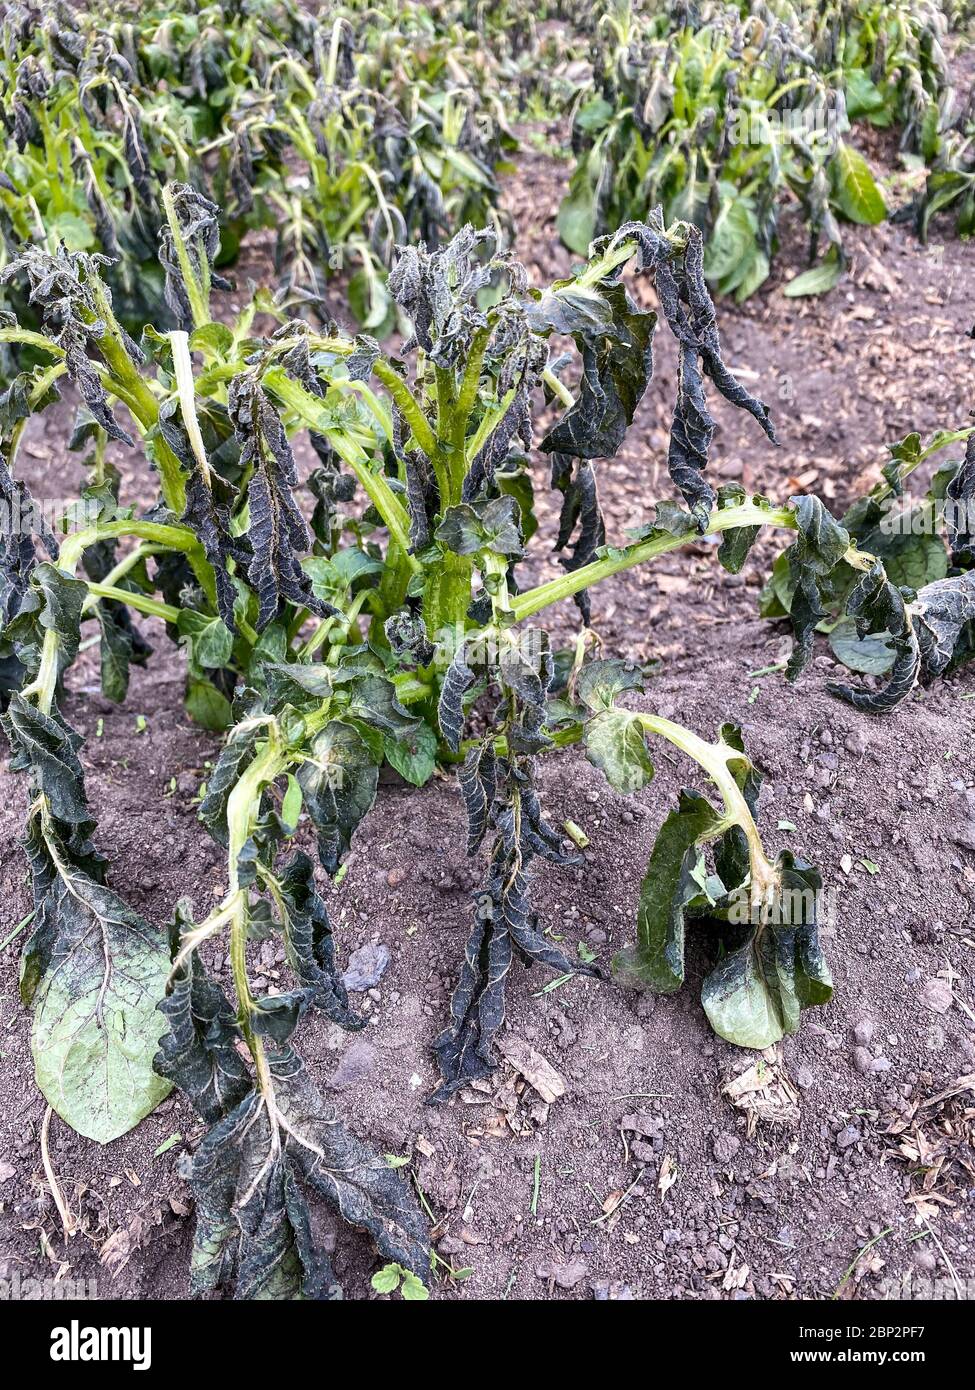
[511,503,875,621]
[58,519,215,606]
[84,583,179,623]
[638,714,777,907]
[25,520,214,717]
[86,277,188,515]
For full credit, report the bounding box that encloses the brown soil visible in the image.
[1,114,975,1303]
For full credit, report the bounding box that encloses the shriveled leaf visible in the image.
[297,720,380,875]
[187,1048,429,1299]
[274,851,363,1030]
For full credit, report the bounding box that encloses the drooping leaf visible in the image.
[228,376,335,631]
[154,904,251,1125]
[274,850,364,1030]
[437,645,476,753]
[575,657,645,713]
[537,280,656,461]
[297,719,380,875]
[701,855,832,1049]
[827,561,920,712]
[831,142,886,225]
[187,1048,429,1299]
[785,496,852,681]
[613,789,723,993]
[584,709,655,794]
[913,570,975,678]
[18,801,172,1143]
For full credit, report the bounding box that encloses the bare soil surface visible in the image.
[1,115,974,1302]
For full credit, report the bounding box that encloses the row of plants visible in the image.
[0,0,515,343]
[560,0,964,297]
[1,179,973,1295]
[3,0,970,348]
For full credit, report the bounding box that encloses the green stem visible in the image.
[638,714,776,904]
[510,502,875,622]
[85,583,179,623]
[0,327,65,357]
[85,277,187,515]
[263,368,421,571]
[372,360,438,462]
[80,543,165,614]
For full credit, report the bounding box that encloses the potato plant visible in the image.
[1,175,973,1298]
[560,0,954,297]
[0,0,512,339]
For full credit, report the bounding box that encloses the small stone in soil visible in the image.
[835,1123,861,1150]
[918,978,953,1014]
[536,1257,588,1290]
[328,1041,377,1089]
[713,1132,741,1164]
[852,1017,875,1046]
[342,942,391,992]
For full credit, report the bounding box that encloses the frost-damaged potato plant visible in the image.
[2,185,968,1297]
[0,0,513,342]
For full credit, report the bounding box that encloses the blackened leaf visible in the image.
[384,609,434,667]
[583,216,775,524]
[613,789,723,993]
[251,989,314,1044]
[189,1087,331,1300]
[914,570,975,676]
[187,1048,429,1299]
[946,434,975,566]
[386,224,501,368]
[159,183,231,331]
[458,740,497,857]
[345,672,421,737]
[438,645,476,753]
[3,561,86,681]
[550,457,604,624]
[297,720,380,874]
[180,464,241,633]
[430,879,510,1102]
[154,905,251,1125]
[785,496,852,682]
[716,484,762,573]
[228,377,334,631]
[275,851,363,1030]
[199,729,260,848]
[827,561,921,712]
[275,1048,429,1274]
[539,281,655,460]
[432,838,598,1102]
[96,604,149,703]
[435,496,524,558]
[2,694,91,827]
